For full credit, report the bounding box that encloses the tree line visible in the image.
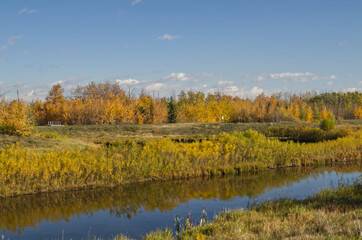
[0,82,361,135]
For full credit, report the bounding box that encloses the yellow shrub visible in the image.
[0,100,34,136]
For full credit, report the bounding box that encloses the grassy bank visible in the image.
[142,182,361,240]
[1,129,361,197]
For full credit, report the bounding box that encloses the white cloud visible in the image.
[1,77,89,101]
[23,50,29,55]
[268,72,336,83]
[327,81,334,86]
[328,75,337,80]
[0,58,7,63]
[51,80,64,85]
[27,9,38,14]
[359,81,362,85]
[8,35,23,45]
[254,75,265,82]
[250,86,264,96]
[116,78,140,85]
[17,8,27,15]
[270,72,315,80]
[131,0,141,6]
[157,72,212,85]
[165,72,189,82]
[26,90,34,97]
[157,34,180,40]
[17,8,38,15]
[145,83,166,91]
[0,45,8,52]
[224,86,239,92]
[208,86,264,98]
[51,76,88,90]
[342,88,359,93]
[218,80,234,85]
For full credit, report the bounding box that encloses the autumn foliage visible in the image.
[32,83,361,126]
[1,83,361,129]
[0,99,34,136]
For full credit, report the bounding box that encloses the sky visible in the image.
[0,0,362,101]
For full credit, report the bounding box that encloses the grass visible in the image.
[0,120,360,197]
[0,120,360,152]
[144,182,362,240]
[263,125,354,143]
[0,128,361,197]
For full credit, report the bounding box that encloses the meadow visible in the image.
[0,120,360,151]
[0,126,361,197]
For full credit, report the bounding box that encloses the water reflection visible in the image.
[0,163,360,239]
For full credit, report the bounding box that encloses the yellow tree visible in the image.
[136,94,155,124]
[353,107,362,119]
[320,107,329,120]
[0,100,34,136]
[306,107,314,122]
[292,104,301,120]
[153,99,168,124]
[44,84,68,124]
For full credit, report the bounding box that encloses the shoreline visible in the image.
[142,183,362,240]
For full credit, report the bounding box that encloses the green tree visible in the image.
[167,96,177,123]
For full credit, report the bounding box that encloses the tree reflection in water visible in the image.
[0,163,360,235]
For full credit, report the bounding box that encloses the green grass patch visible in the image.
[264,125,354,143]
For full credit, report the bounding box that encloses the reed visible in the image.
[0,130,361,197]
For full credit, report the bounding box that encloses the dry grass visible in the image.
[1,120,360,151]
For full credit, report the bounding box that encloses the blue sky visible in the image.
[0,0,361,100]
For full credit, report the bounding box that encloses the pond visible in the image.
[0,163,361,240]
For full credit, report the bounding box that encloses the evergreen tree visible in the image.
[167,96,177,123]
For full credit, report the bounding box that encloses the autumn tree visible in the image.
[32,83,361,126]
[43,84,68,124]
[306,107,314,122]
[354,107,362,119]
[72,82,127,100]
[0,99,34,136]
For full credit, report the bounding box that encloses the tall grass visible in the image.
[0,130,361,197]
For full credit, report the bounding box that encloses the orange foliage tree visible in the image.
[31,83,362,126]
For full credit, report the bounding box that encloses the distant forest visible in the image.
[1,82,361,135]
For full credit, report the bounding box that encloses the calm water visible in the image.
[0,163,361,240]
